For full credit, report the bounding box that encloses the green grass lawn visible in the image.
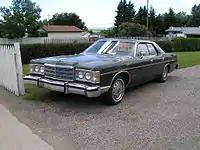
[22,64,52,100]
[23,52,200,101]
[23,64,29,76]
[172,52,200,68]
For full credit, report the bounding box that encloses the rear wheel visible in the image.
[103,76,125,105]
[158,65,169,82]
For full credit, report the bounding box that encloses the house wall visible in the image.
[48,32,83,38]
[166,32,187,38]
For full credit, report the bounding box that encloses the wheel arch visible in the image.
[110,71,131,88]
[165,63,171,72]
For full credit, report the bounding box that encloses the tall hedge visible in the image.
[20,38,200,64]
[157,38,200,52]
[21,43,91,64]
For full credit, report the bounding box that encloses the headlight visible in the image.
[35,66,40,72]
[76,69,100,83]
[85,72,92,80]
[78,72,84,79]
[29,64,44,75]
[40,66,44,73]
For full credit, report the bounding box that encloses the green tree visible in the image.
[0,21,4,37]
[190,4,200,26]
[175,11,189,26]
[126,1,136,22]
[164,7,176,29]
[114,0,136,28]
[134,6,147,26]
[0,0,41,38]
[118,22,148,37]
[50,12,87,30]
[101,27,116,37]
[41,19,49,26]
[149,6,156,36]
[154,14,165,36]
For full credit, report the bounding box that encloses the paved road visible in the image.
[0,66,200,150]
[0,104,53,150]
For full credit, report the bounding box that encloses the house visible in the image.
[166,27,200,38]
[41,25,84,38]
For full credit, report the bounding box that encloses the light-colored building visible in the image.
[166,26,200,38]
[41,25,84,38]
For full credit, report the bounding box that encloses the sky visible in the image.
[0,0,199,29]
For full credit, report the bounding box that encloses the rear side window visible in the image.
[147,44,158,56]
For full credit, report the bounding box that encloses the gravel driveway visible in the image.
[0,66,200,150]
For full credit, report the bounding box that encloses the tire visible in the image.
[103,76,126,105]
[158,65,169,82]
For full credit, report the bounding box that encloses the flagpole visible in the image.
[146,0,149,32]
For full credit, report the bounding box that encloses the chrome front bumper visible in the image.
[24,76,110,98]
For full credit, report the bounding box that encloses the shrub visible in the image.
[157,38,200,52]
[171,38,200,52]
[20,43,91,64]
[156,40,173,52]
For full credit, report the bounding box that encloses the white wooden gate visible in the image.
[0,43,25,96]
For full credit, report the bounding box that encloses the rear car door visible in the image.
[146,43,165,77]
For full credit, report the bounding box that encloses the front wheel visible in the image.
[103,76,126,105]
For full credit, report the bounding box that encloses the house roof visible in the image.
[42,25,82,32]
[166,27,200,35]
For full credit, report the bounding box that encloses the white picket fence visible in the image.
[0,43,25,96]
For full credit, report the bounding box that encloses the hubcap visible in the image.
[162,67,168,80]
[112,79,125,102]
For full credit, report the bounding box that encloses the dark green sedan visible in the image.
[24,38,179,105]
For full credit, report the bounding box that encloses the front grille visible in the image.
[44,64,74,81]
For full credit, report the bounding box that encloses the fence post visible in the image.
[14,42,25,96]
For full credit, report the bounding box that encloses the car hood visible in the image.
[31,53,132,69]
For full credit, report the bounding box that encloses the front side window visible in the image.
[106,42,135,56]
[136,44,150,57]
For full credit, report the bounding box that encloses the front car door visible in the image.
[129,43,152,86]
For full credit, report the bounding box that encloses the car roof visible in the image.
[98,38,154,43]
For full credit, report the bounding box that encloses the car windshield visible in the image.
[83,40,135,56]
[83,41,107,53]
